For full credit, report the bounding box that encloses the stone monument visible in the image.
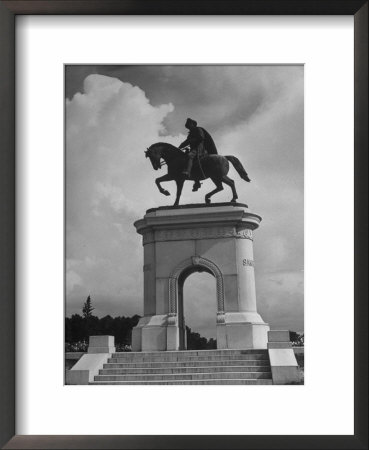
[132,203,270,352]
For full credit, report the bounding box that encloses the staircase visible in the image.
[90,349,273,385]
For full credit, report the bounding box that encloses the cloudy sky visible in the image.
[66,65,304,337]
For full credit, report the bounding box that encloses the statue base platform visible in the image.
[216,312,269,350]
[132,203,269,351]
[132,312,269,352]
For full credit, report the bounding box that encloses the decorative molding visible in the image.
[191,256,201,266]
[167,312,178,326]
[236,228,253,240]
[168,276,176,315]
[168,256,225,315]
[142,231,154,245]
[143,226,253,244]
[216,312,226,324]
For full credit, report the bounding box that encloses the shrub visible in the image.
[65,340,88,352]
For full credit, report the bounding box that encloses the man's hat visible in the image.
[185,118,197,129]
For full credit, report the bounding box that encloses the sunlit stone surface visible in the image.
[132,203,270,351]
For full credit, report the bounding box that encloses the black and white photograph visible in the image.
[65,65,304,385]
[1,2,366,446]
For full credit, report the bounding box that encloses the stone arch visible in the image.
[168,256,225,317]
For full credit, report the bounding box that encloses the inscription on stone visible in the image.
[142,226,253,245]
[242,258,254,267]
[144,227,254,243]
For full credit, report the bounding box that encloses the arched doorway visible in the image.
[168,256,225,350]
[179,267,217,350]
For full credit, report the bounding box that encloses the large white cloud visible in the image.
[66,75,184,316]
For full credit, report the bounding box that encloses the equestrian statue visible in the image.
[145,118,251,206]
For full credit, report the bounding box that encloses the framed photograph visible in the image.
[1,1,367,449]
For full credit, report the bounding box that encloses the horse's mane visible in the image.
[149,142,184,157]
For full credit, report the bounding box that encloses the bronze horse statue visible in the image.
[145,142,251,206]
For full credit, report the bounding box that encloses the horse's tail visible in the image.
[225,155,251,182]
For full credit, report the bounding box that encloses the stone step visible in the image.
[90,378,273,385]
[94,371,272,382]
[112,349,267,358]
[108,354,269,363]
[99,365,271,375]
[103,359,269,369]
[93,349,272,385]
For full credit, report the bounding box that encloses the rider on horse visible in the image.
[179,118,218,191]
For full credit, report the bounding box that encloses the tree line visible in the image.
[65,296,217,352]
[65,296,304,351]
[186,326,217,350]
[65,296,140,351]
[289,331,304,347]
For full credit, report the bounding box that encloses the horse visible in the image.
[145,142,251,206]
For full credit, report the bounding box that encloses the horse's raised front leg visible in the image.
[174,179,184,206]
[222,175,238,203]
[205,179,223,204]
[155,174,172,196]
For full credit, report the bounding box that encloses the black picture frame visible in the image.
[0,1,367,449]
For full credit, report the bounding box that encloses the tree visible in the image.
[289,331,304,347]
[82,295,95,319]
[65,312,142,351]
[186,326,217,350]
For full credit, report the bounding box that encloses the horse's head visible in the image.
[145,142,182,171]
[145,144,163,170]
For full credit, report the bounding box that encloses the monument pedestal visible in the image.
[216,312,269,350]
[132,203,269,351]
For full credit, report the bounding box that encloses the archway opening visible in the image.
[178,267,217,350]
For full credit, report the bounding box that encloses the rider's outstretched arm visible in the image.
[179,138,190,149]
